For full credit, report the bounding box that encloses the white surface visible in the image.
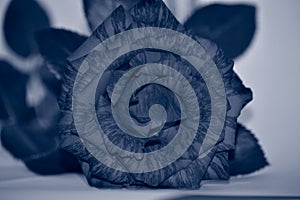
[0,148,298,199]
[1,0,300,199]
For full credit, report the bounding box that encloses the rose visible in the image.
[58,0,265,189]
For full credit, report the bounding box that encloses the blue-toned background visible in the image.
[0,0,299,199]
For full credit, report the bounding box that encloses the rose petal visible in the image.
[83,0,142,31]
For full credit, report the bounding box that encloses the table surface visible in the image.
[1,148,299,200]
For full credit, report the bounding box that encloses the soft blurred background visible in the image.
[0,0,299,199]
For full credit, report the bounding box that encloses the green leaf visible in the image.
[184,4,256,59]
[35,28,87,95]
[3,0,50,57]
[229,124,269,176]
[0,60,35,123]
